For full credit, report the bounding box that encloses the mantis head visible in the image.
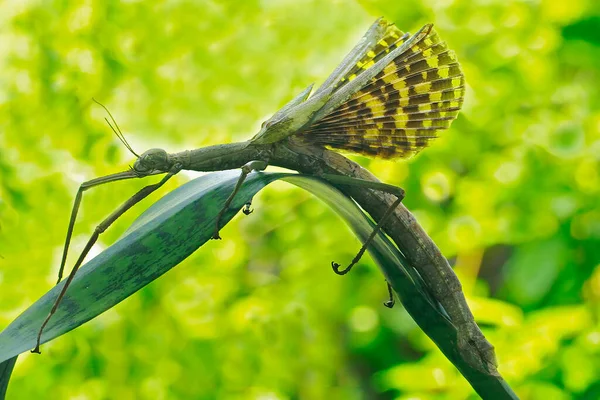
[133,148,171,175]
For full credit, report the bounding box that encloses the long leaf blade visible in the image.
[0,171,516,399]
[0,170,281,362]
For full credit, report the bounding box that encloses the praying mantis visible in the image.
[32,18,498,376]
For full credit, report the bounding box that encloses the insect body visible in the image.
[32,18,494,375]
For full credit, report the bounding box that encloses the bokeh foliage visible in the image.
[1,0,599,399]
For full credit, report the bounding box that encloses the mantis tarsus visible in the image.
[33,18,498,375]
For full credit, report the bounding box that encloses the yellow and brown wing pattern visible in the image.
[302,24,465,159]
[335,22,409,88]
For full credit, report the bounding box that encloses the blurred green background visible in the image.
[1,0,599,398]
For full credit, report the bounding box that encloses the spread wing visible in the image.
[300,22,465,159]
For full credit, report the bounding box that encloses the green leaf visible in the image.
[281,176,518,399]
[0,356,16,400]
[0,170,516,399]
[0,169,442,361]
[0,170,282,363]
[1,169,432,363]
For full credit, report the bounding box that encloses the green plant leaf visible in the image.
[0,170,283,363]
[0,170,516,399]
[281,176,517,399]
[0,356,16,400]
[3,169,430,363]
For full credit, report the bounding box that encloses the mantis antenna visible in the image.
[92,98,140,158]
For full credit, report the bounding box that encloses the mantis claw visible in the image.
[242,201,254,215]
[383,282,395,308]
[331,261,353,275]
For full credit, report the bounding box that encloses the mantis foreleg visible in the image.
[32,164,182,354]
[56,170,145,283]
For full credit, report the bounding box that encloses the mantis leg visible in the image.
[212,160,267,240]
[321,174,405,308]
[56,170,145,284]
[384,281,395,308]
[32,164,182,354]
[331,195,403,275]
[323,174,405,276]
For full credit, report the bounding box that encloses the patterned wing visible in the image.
[335,22,410,89]
[301,23,464,159]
